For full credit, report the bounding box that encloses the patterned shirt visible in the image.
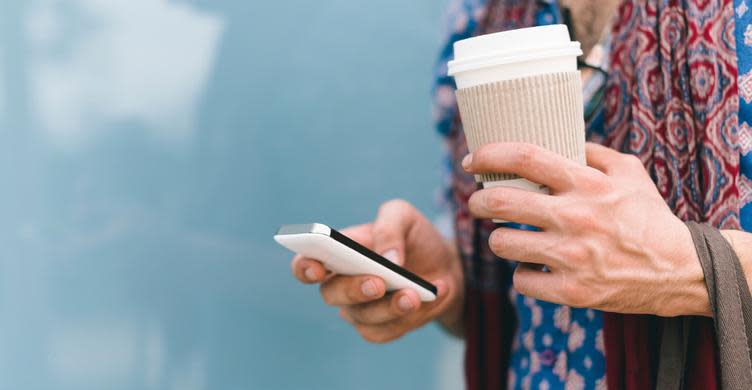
[434,1,752,389]
[736,0,752,229]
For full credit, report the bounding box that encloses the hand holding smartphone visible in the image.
[274,223,437,301]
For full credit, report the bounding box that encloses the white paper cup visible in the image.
[448,24,582,89]
[448,25,585,223]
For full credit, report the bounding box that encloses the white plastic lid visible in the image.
[447,24,582,76]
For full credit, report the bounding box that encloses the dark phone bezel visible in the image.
[276,224,438,296]
[327,228,438,296]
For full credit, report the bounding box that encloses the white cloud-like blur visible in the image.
[26,0,225,147]
[46,319,205,390]
[47,320,138,385]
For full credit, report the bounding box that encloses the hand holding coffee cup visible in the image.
[448,25,586,220]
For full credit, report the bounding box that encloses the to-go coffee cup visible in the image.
[448,24,586,197]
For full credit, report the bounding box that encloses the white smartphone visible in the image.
[274,223,437,302]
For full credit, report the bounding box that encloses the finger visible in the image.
[371,199,420,266]
[339,224,374,248]
[584,143,617,173]
[513,263,565,304]
[468,186,558,228]
[345,289,421,325]
[339,308,356,325]
[488,227,564,269]
[320,275,386,306]
[290,224,373,284]
[585,143,644,176]
[291,255,328,284]
[462,142,580,192]
[351,279,450,343]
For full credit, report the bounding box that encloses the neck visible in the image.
[559,0,621,57]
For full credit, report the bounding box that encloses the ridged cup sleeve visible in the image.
[455,71,586,184]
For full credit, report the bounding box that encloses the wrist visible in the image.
[437,240,465,336]
[437,285,464,337]
[657,222,712,317]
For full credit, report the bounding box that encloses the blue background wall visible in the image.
[0,0,463,389]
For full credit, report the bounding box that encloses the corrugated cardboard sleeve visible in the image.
[455,71,586,184]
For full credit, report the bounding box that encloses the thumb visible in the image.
[370,199,419,266]
[585,142,623,174]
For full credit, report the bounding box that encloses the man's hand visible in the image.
[290,200,464,342]
[463,142,710,317]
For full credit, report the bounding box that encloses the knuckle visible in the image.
[370,223,395,242]
[559,279,598,308]
[346,307,367,323]
[356,327,376,342]
[558,283,581,306]
[476,143,505,168]
[380,199,414,216]
[557,243,588,263]
[473,144,491,163]
[485,191,508,214]
[359,328,400,344]
[513,144,536,169]
[319,285,336,306]
[622,154,644,170]
[597,177,617,195]
[556,206,598,229]
[579,169,609,190]
[345,283,364,303]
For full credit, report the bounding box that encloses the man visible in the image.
[291,0,752,388]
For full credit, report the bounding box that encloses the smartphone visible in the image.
[274,223,437,301]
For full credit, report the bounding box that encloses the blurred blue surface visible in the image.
[0,0,462,389]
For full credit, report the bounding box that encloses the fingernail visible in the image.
[382,249,400,265]
[361,280,378,297]
[304,267,318,281]
[462,153,473,170]
[398,295,414,311]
